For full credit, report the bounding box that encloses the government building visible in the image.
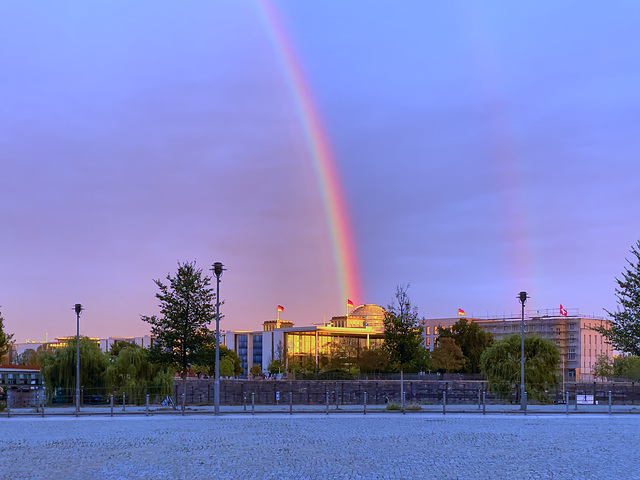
[421,308,612,382]
[224,304,386,374]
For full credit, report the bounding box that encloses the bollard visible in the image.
[110,395,114,417]
[566,392,569,415]
[290,391,293,415]
[326,390,329,415]
[364,392,367,415]
[244,393,247,412]
[523,392,527,415]
[251,392,255,416]
[122,393,126,412]
[482,391,486,415]
[478,388,482,410]
[609,390,612,414]
[335,390,339,410]
[146,394,150,416]
[402,392,406,415]
[575,392,578,411]
[443,390,447,415]
[41,392,45,417]
[181,393,185,416]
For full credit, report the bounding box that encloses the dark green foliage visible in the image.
[142,261,215,379]
[39,337,109,391]
[16,348,38,366]
[593,240,640,355]
[356,347,390,374]
[480,334,559,402]
[431,337,465,373]
[0,308,14,362]
[383,286,431,373]
[596,355,640,381]
[104,342,173,401]
[191,341,243,377]
[438,318,494,373]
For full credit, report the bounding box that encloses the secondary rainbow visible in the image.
[256,0,362,305]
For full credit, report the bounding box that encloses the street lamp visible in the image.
[518,291,528,410]
[74,303,83,415]
[211,262,225,416]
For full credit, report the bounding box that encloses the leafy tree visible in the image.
[383,286,430,372]
[593,239,640,355]
[192,342,243,377]
[432,337,466,373]
[16,348,39,366]
[219,357,235,377]
[593,354,613,379]
[610,355,640,381]
[0,308,14,362]
[39,337,109,393]
[104,343,173,402]
[480,334,559,402]
[267,359,285,376]
[438,318,493,373]
[250,364,262,377]
[356,347,390,374]
[142,261,215,385]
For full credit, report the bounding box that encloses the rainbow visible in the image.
[256,0,362,306]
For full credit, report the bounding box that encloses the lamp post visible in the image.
[518,292,528,410]
[74,303,83,414]
[211,262,225,416]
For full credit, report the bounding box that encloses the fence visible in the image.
[3,380,640,415]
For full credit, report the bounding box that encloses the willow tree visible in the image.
[142,261,215,383]
[39,337,108,396]
[104,343,173,403]
[480,334,559,402]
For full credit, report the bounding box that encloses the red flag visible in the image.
[560,304,567,317]
[347,299,354,308]
[277,305,284,312]
[458,308,466,317]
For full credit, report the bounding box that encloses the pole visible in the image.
[74,304,82,416]
[518,292,527,411]
[212,262,225,416]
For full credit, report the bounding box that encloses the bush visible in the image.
[385,401,402,411]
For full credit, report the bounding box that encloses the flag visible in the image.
[347,299,354,308]
[277,305,284,312]
[560,304,567,317]
[458,308,466,317]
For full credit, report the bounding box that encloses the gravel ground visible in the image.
[1,414,637,479]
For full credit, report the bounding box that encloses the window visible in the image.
[569,323,575,330]
[434,327,439,335]
[425,326,431,335]
[426,337,431,347]
[568,348,576,360]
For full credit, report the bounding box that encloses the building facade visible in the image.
[225,304,386,375]
[421,309,612,382]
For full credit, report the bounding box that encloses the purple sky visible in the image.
[2,1,640,343]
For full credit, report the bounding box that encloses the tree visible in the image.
[438,318,493,373]
[0,308,14,362]
[383,286,430,372]
[192,342,243,377]
[611,355,640,381]
[250,364,262,377]
[480,334,559,402]
[593,239,640,355]
[593,354,613,379]
[142,261,215,385]
[16,348,39,366]
[431,337,466,373]
[104,343,173,403]
[355,347,390,374]
[39,337,109,394]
